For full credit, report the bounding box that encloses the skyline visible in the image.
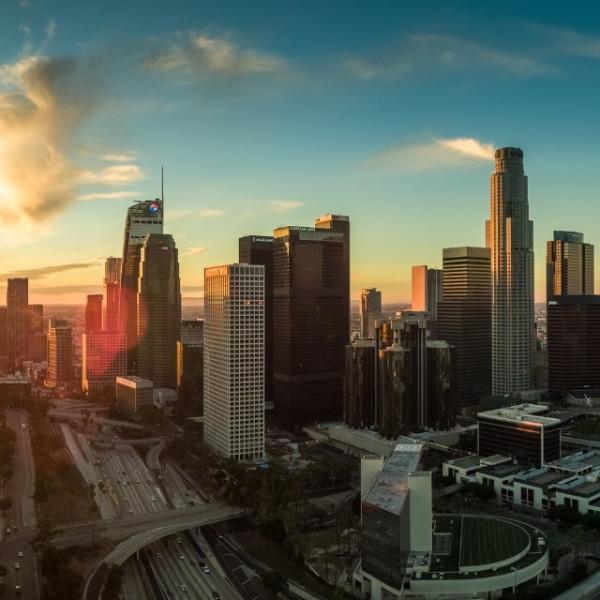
[4,1,600,303]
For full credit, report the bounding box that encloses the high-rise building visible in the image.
[239,235,274,410]
[485,147,535,396]
[120,199,164,372]
[547,295,600,396]
[360,288,382,339]
[0,307,7,361]
[27,304,46,362]
[426,340,456,431]
[273,214,350,426]
[411,266,443,319]
[136,233,181,390]
[82,331,127,399]
[204,263,265,461]
[546,231,594,302]
[176,320,203,417]
[437,247,491,413]
[46,319,72,388]
[104,257,122,331]
[7,278,28,369]
[344,340,376,429]
[85,294,103,334]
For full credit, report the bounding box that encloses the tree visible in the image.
[0,497,12,515]
[261,571,287,592]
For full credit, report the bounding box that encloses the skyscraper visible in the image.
[411,266,443,319]
[27,304,46,362]
[437,247,491,413]
[239,235,274,410]
[104,257,122,331]
[204,263,265,461]
[177,320,203,417]
[82,331,127,399]
[485,147,535,396]
[85,294,103,334]
[120,199,164,372]
[136,233,181,389]
[360,288,382,339]
[272,214,350,426]
[7,278,28,369]
[344,339,376,428]
[546,231,594,302]
[46,319,72,388]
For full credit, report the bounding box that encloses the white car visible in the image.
[203,566,211,574]
[14,563,20,570]
[17,551,24,558]
[180,584,188,593]
[151,496,157,502]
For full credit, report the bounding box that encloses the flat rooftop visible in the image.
[478,403,561,428]
[514,468,565,489]
[363,442,424,515]
[446,455,481,470]
[547,451,600,473]
[479,462,524,479]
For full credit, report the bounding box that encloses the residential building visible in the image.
[82,331,127,399]
[486,147,535,395]
[360,288,382,339]
[204,263,265,461]
[115,375,154,417]
[104,257,122,331]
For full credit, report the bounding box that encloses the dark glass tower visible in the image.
[136,233,181,389]
[120,199,163,372]
[239,235,274,410]
[344,340,376,428]
[7,278,28,370]
[272,214,350,426]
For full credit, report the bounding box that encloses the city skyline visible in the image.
[4,1,600,303]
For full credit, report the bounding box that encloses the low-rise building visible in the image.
[0,374,31,403]
[115,376,153,417]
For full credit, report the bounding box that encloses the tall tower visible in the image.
[485,147,535,396]
[546,231,594,302]
[120,199,164,372]
[85,294,103,334]
[46,319,72,388]
[104,257,122,331]
[136,233,181,389]
[7,278,29,369]
[360,288,382,339]
[204,264,265,461]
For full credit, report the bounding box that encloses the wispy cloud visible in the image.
[345,34,549,81]
[270,200,304,213]
[99,151,138,162]
[80,164,144,185]
[78,191,140,202]
[0,261,97,282]
[182,246,208,257]
[145,31,286,79]
[198,208,225,217]
[546,27,600,59]
[369,137,495,173]
[44,18,57,42]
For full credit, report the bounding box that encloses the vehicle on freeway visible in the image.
[179,584,188,593]
[15,585,21,596]
[178,554,185,560]
[17,551,23,558]
[203,567,211,574]
[14,563,20,570]
[5,527,11,535]
[151,496,157,501]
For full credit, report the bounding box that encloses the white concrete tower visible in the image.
[486,147,535,396]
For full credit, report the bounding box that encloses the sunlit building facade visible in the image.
[85,294,103,334]
[360,288,382,339]
[46,319,72,388]
[82,330,127,399]
[104,256,122,331]
[7,278,28,369]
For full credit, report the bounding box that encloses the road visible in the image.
[0,409,39,600]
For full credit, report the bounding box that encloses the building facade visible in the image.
[104,257,122,331]
[436,246,491,413]
[411,266,443,320]
[115,375,154,417]
[176,320,203,416]
[136,233,181,389]
[272,214,350,426]
[46,319,72,388]
[486,147,535,396]
[204,263,265,461]
[344,340,376,429]
[85,294,103,334]
[7,278,29,369]
[82,331,127,399]
[360,288,382,339]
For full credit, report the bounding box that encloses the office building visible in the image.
[104,257,122,331]
[477,404,561,467]
[137,233,181,390]
[120,199,164,372]
[436,246,491,413]
[360,288,382,339]
[547,295,600,396]
[0,307,7,361]
[239,235,274,410]
[204,263,265,461]
[273,214,350,426]
[82,331,127,399]
[486,147,535,396]
[547,231,594,302]
[0,374,31,403]
[115,375,154,417]
[7,278,28,369]
[27,304,46,362]
[46,319,72,388]
[176,320,203,417]
[426,340,456,431]
[411,266,443,319]
[85,294,103,334]
[344,340,376,429]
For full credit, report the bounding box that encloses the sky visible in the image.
[1,0,600,304]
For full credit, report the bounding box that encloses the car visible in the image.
[128,508,134,514]
[156,552,163,559]
[212,593,221,600]
[178,554,185,560]
[17,551,24,558]
[151,496,157,502]
[5,527,11,535]
[176,537,182,544]
[179,585,188,593]
[203,567,211,574]
[15,585,21,596]
[11,524,17,532]
[14,562,20,569]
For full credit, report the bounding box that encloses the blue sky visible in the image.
[1,0,600,303]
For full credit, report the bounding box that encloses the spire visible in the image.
[161,164,164,209]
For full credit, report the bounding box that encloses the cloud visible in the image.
[45,18,57,42]
[345,34,549,81]
[369,137,495,173]
[0,261,97,282]
[198,208,225,217]
[99,151,138,162]
[78,191,140,202]
[0,54,100,231]
[146,32,286,78]
[548,28,600,59]
[270,200,304,213]
[182,246,208,257]
[80,164,144,185]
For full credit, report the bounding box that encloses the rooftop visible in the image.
[478,403,561,428]
[479,462,524,479]
[514,468,565,489]
[546,450,600,474]
[446,455,481,470]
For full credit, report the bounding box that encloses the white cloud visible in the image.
[80,164,144,185]
[198,208,225,218]
[78,191,140,202]
[99,151,138,162]
[146,32,286,78]
[182,246,208,257]
[370,137,495,173]
[270,200,304,213]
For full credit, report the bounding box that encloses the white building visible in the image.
[204,263,265,461]
[82,331,127,398]
[115,376,154,417]
[485,147,535,395]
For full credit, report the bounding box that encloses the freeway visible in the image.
[0,409,40,600]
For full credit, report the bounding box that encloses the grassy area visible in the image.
[567,418,600,440]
